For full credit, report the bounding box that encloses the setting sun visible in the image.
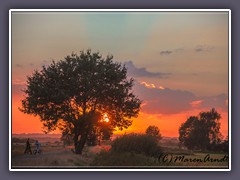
[101,113,109,123]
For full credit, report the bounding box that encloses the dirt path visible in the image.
[11,145,111,168]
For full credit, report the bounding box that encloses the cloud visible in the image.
[198,94,228,111]
[132,81,228,115]
[15,64,23,68]
[190,100,203,107]
[124,61,170,78]
[174,48,184,53]
[133,81,196,114]
[195,45,214,52]
[160,50,172,56]
[159,45,215,56]
[159,48,184,56]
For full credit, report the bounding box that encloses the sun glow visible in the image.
[101,113,110,123]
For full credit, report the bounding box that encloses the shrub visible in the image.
[90,151,160,166]
[111,133,162,158]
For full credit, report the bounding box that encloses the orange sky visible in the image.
[12,89,228,137]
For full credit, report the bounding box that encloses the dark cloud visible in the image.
[132,81,228,115]
[195,45,214,52]
[159,45,215,56]
[199,94,228,112]
[160,50,172,56]
[133,82,196,114]
[160,48,184,56]
[124,61,170,78]
[29,63,35,67]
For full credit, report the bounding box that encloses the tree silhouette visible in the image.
[179,108,222,151]
[145,125,162,141]
[20,50,141,154]
[87,117,115,146]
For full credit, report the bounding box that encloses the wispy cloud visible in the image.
[15,64,23,68]
[160,48,184,56]
[160,50,172,56]
[159,45,215,57]
[124,61,170,78]
[174,48,184,53]
[190,100,203,107]
[195,45,214,52]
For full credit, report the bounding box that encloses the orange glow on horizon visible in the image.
[12,91,228,138]
[112,110,229,138]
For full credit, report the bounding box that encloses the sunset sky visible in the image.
[11,11,229,137]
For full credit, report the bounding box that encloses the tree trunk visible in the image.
[73,113,95,154]
[74,131,89,154]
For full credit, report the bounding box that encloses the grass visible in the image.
[90,151,161,167]
[11,143,91,167]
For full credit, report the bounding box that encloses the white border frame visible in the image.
[9,9,231,172]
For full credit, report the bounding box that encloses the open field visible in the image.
[11,135,228,169]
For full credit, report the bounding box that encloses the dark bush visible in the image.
[90,151,160,166]
[111,133,162,158]
[206,140,229,153]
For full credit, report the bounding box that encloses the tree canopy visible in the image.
[145,125,162,140]
[179,108,222,151]
[20,50,141,154]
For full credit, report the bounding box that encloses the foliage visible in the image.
[111,133,162,158]
[207,137,229,153]
[145,125,162,140]
[86,121,114,146]
[20,50,141,154]
[179,108,223,151]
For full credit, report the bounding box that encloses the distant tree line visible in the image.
[179,108,228,153]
